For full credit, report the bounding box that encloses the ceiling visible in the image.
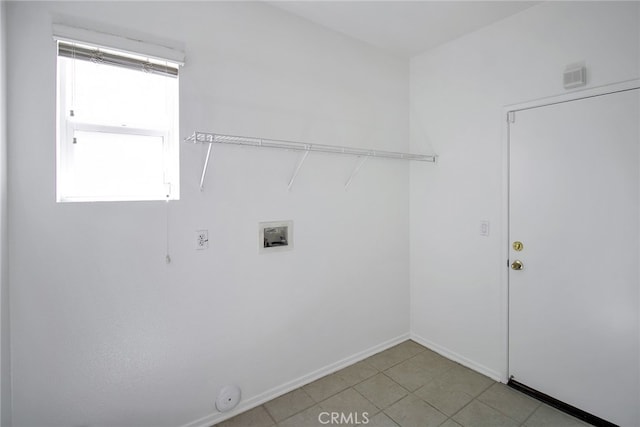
[268,1,540,58]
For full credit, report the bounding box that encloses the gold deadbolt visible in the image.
[512,241,524,251]
[511,260,524,271]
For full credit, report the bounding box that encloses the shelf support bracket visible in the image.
[344,156,369,191]
[288,149,310,191]
[200,143,213,191]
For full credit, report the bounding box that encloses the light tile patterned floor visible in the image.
[215,340,590,427]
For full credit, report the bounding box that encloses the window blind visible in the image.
[58,42,179,78]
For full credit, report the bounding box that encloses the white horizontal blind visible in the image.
[52,23,185,66]
[58,42,178,78]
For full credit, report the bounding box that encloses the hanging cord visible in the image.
[165,197,171,264]
[71,43,76,115]
[69,43,78,145]
[70,43,77,146]
[163,58,172,266]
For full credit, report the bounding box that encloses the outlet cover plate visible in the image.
[196,230,209,250]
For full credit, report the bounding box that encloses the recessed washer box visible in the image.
[259,220,293,254]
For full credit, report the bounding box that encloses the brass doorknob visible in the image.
[511,260,524,271]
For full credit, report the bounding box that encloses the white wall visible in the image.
[6,2,410,426]
[0,1,10,426]
[410,1,640,380]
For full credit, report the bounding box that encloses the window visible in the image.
[56,41,180,202]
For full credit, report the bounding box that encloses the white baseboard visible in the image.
[410,332,504,383]
[181,333,411,427]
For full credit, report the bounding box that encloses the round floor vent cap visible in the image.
[215,384,241,412]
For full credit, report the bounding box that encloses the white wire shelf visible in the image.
[184,131,437,191]
[185,132,436,161]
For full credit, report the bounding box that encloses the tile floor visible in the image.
[215,340,590,427]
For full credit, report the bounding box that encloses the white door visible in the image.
[509,88,640,427]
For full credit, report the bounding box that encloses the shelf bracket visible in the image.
[344,156,369,191]
[200,143,213,191]
[288,149,310,191]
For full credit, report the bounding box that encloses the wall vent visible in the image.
[563,66,587,89]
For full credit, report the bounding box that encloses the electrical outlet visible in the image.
[196,230,209,250]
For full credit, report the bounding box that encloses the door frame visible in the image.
[499,78,640,382]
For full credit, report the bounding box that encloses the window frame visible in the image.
[56,42,180,203]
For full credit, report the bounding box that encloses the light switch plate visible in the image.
[480,221,490,237]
